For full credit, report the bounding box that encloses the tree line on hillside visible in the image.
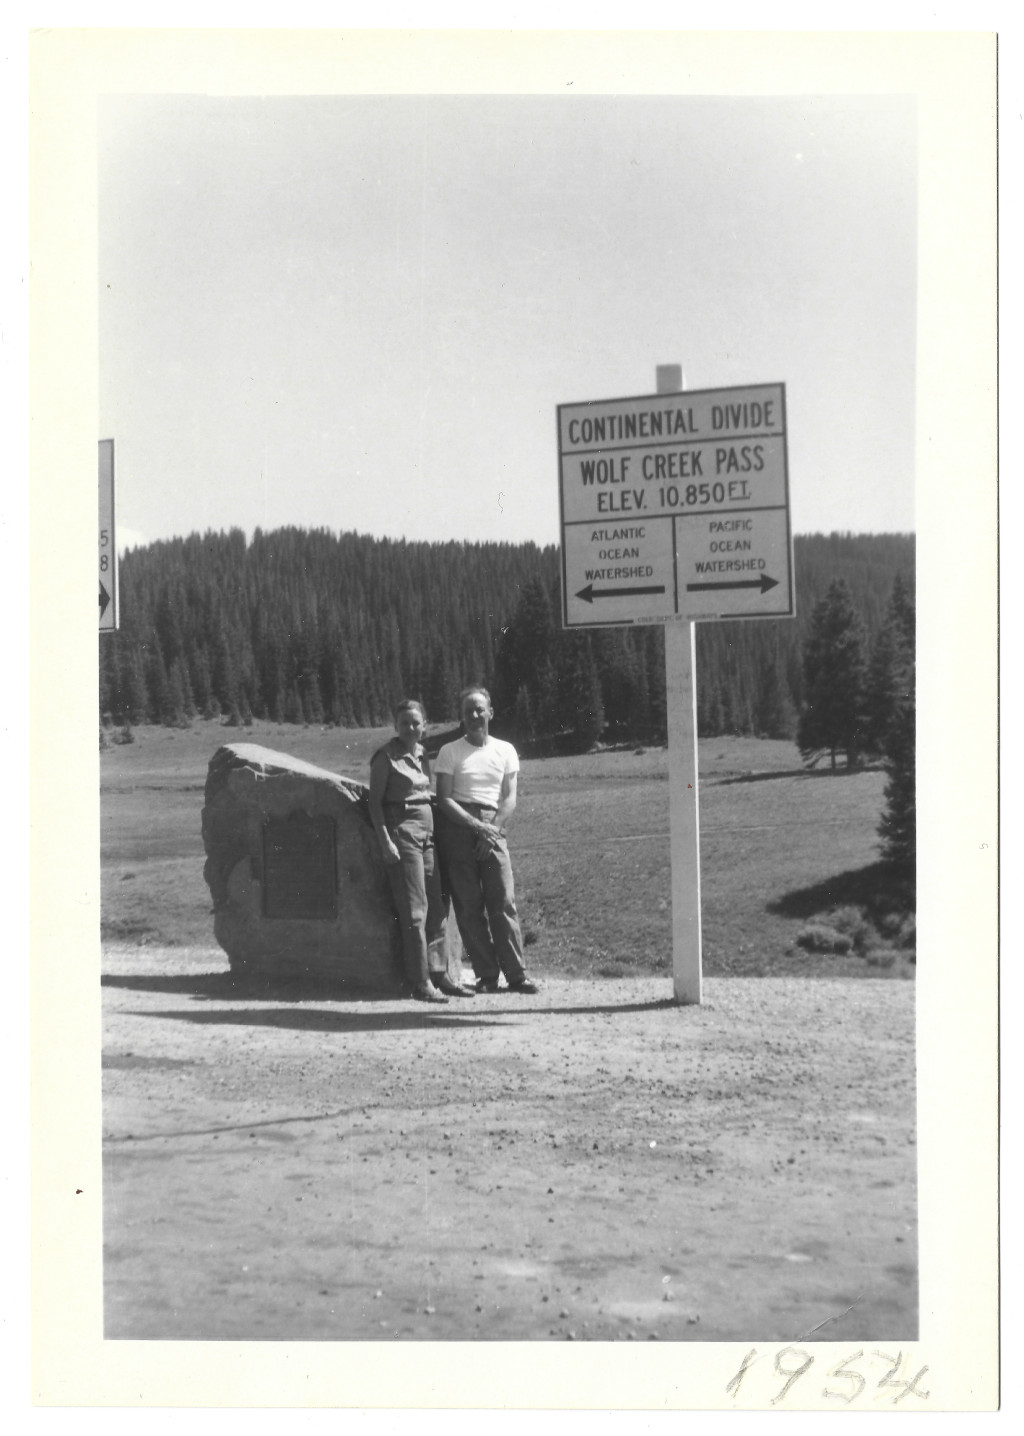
[99,527,552,733]
[98,527,913,753]
[795,573,915,872]
[492,561,915,872]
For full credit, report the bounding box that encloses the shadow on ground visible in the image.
[123,1006,506,1032]
[102,972,680,1020]
[112,997,679,1033]
[102,971,394,1003]
[768,860,915,922]
[715,763,884,786]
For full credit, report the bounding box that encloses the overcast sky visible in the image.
[99,93,916,552]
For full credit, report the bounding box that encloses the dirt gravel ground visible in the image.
[102,947,917,1342]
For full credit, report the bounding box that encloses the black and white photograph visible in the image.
[28,24,998,1412]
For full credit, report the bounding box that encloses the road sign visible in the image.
[99,438,118,631]
[558,382,793,627]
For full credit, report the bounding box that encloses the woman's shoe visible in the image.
[432,974,475,997]
[412,985,449,1004]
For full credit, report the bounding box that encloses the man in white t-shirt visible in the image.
[434,687,539,994]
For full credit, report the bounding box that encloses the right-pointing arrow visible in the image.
[99,581,110,618]
[686,573,779,595]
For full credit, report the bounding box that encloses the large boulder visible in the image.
[201,743,457,994]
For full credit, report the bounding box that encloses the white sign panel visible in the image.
[99,438,118,631]
[558,383,794,627]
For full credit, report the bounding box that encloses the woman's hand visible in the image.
[382,840,402,867]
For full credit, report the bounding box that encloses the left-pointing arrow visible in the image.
[99,582,110,618]
[576,583,666,604]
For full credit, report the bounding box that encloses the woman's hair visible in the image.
[393,698,427,724]
[458,685,491,711]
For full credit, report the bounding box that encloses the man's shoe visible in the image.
[475,978,500,994]
[432,974,475,997]
[508,976,540,994]
[412,984,449,1004]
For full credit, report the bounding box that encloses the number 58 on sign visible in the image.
[99,438,118,632]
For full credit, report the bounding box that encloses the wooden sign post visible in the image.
[656,366,703,1004]
[556,367,793,1006]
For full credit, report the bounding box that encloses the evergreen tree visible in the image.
[863,627,896,755]
[697,671,721,737]
[887,569,915,649]
[556,631,605,749]
[512,685,534,743]
[284,683,304,724]
[532,655,561,736]
[863,573,915,754]
[644,627,667,739]
[160,652,187,727]
[155,587,186,669]
[146,640,174,726]
[593,630,640,737]
[170,654,196,723]
[190,645,213,717]
[120,644,149,725]
[424,649,455,726]
[334,663,357,728]
[257,624,287,722]
[877,681,915,872]
[99,636,120,722]
[877,575,915,872]
[626,641,652,739]
[753,652,797,740]
[96,526,913,746]
[493,578,558,725]
[303,671,325,725]
[718,674,737,736]
[213,630,241,714]
[785,643,804,714]
[797,579,866,771]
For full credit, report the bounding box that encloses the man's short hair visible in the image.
[458,685,491,711]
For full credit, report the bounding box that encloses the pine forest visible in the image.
[99,527,914,750]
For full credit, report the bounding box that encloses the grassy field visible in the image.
[100,719,914,980]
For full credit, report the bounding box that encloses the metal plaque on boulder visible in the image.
[202,743,463,993]
[262,811,338,919]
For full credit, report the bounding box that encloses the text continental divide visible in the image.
[566,399,778,447]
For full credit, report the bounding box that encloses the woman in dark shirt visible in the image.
[368,699,473,1002]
